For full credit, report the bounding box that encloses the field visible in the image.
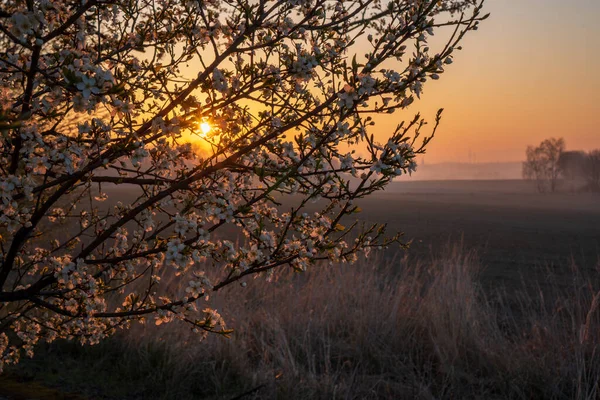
[2,179,600,399]
[359,180,600,290]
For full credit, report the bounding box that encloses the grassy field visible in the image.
[2,180,600,399]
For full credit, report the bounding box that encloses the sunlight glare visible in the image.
[200,122,211,135]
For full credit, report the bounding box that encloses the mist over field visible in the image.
[364,180,600,287]
[397,161,523,181]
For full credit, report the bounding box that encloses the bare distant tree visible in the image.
[522,138,565,192]
[583,150,600,191]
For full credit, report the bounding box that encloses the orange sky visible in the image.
[381,0,600,163]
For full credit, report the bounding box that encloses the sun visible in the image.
[199,122,211,136]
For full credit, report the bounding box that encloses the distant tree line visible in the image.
[523,138,600,192]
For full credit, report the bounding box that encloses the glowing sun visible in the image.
[199,122,211,136]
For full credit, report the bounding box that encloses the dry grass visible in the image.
[6,244,600,399]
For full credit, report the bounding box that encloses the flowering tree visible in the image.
[0,0,486,368]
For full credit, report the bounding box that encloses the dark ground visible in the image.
[357,180,600,291]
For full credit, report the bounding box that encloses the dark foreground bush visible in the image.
[5,245,600,399]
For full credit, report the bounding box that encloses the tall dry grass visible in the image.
[7,244,600,399]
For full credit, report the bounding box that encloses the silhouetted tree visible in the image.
[522,138,565,192]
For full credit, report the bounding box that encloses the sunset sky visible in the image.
[393,0,600,164]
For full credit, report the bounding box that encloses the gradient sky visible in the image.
[388,0,600,163]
